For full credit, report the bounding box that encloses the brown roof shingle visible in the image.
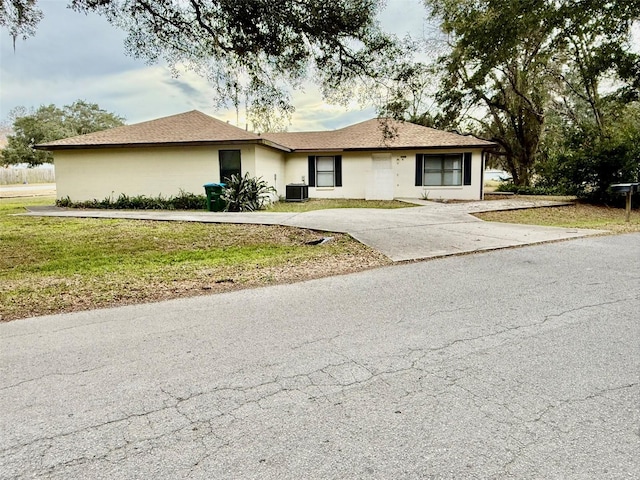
[261,118,495,151]
[36,111,495,152]
[36,110,288,150]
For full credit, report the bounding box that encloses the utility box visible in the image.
[285,183,309,202]
[203,183,226,211]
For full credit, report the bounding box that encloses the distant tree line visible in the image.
[0,100,124,166]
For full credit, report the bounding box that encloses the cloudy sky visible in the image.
[0,0,429,132]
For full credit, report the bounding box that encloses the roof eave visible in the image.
[35,138,291,152]
[289,143,498,152]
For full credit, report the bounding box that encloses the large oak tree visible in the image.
[420,0,640,186]
[1,0,396,120]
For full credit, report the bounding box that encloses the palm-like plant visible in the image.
[221,173,276,212]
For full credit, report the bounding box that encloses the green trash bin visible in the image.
[203,182,226,212]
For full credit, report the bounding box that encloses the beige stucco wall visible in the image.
[284,152,371,199]
[53,144,267,202]
[53,144,484,202]
[284,149,485,201]
[392,149,485,200]
[253,145,286,199]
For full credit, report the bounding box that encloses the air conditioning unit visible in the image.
[285,183,309,202]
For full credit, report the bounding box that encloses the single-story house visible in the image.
[35,110,497,202]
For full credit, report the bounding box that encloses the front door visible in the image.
[366,153,394,200]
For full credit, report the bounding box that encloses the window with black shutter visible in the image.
[463,152,472,185]
[416,153,465,186]
[308,155,342,187]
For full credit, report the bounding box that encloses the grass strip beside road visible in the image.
[1,197,390,321]
[475,202,640,233]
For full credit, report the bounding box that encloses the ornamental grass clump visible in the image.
[221,173,276,212]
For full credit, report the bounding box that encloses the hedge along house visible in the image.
[36,110,496,202]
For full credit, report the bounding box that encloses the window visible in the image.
[415,153,472,186]
[316,156,335,187]
[308,155,342,187]
[219,150,241,182]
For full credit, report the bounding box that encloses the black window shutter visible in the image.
[463,152,472,185]
[415,154,424,186]
[334,155,342,187]
[308,156,316,187]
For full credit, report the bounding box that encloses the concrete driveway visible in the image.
[2,234,638,478]
[23,199,606,261]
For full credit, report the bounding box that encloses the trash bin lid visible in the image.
[203,182,226,187]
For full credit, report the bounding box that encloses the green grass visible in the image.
[475,202,640,233]
[0,196,389,321]
[267,198,414,212]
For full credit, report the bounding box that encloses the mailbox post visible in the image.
[610,183,639,222]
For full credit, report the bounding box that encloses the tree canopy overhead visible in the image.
[1,0,397,119]
[0,0,42,47]
[0,100,125,166]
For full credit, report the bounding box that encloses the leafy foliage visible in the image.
[0,0,42,47]
[417,0,640,189]
[221,173,276,212]
[1,100,125,166]
[379,61,454,129]
[494,183,563,196]
[536,101,640,203]
[56,191,207,210]
[2,1,397,124]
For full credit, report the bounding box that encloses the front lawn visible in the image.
[0,197,390,321]
[475,202,640,233]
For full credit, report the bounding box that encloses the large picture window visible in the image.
[307,155,342,187]
[219,150,241,182]
[424,154,462,186]
[415,153,472,187]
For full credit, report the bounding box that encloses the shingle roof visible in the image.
[35,111,495,152]
[35,110,288,151]
[261,118,496,151]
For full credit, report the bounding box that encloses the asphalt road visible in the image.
[1,234,639,479]
[0,183,56,198]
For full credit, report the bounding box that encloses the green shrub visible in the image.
[494,182,564,196]
[221,173,276,212]
[535,102,640,205]
[55,191,207,210]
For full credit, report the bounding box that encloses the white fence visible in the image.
[0,165,55,185]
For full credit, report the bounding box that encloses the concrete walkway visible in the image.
[22,199,607,262]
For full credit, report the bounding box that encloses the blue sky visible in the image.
[0,0,429,132]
